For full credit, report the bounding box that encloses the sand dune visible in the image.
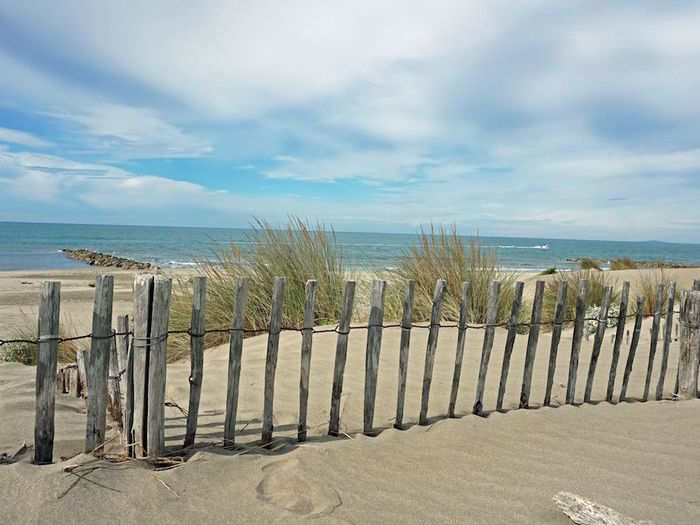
[2,311,700,523]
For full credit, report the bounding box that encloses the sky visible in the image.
[0,1,699,241]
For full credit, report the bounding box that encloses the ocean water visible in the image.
[2,221,700,272]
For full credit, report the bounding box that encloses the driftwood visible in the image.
[553,492,654,525]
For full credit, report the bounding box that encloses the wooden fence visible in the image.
[25,274,700,465]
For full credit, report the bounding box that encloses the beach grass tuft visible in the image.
[637,268,680,316]
[543,269,620,323]
[1,312,83,365]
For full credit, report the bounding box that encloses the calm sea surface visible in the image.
[2,221,700,272]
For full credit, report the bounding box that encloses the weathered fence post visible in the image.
[262,277,285,444]
[146,276,172,458]
[132,274,154,457]
[185,276,206,448]
[643,284,664,401]
[76,349,88,398]
[520,280,544,408]
[223,278,248,446]
[298,280,317,442]
[606,281,629,402]
[655,281,676,400]
[34,281,60,465]
[85,274,114,453]
[328,281,355,436]
[565,280,588,404]
[394,280,415,429]
[116,315,129,406]
[497,281,524,411]
[544,281,567,406]
[473,280,501,415]
[620,296,645,401]
[677,290,700,400]
[108,337,123,434]
[419,279,447,425]
[364,280,387,435]
[584,286,612,403]
[448,282,472,418]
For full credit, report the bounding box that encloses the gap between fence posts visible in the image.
[419,279,447,425]
[497,281,524,411]
[364,280,386,435]
[132,274,154,457]
[298,279,317,442]
[328,281,356,436]
[544,281,567,407]
[262,277,285,444]
[185,276,206,448]
[85,274,114,453]
[606,281,629,402]
[394,280,415,430]
[34,281,60,465]
[448,282,472,418]
[584,286,612,403]
[76,349,88,399]
[223,278,248,446]
[520,280,544,408]
[677,290,700,400]
[620,296,645,401]
[566,280,588,404]
[643,284,664,401]
[107,335,123,440]
[473,280,501,415]
[146,276,172,458]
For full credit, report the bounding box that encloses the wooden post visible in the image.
[583,286,612,403]
[77,349,88,398]
[473,280,501,415]
[694,280,700,291]
[132,274,154,457]
[606,281,629,402]
[544,281,567,406]
[124,336,134,457]
[108,337,123,437]
[677,290,700,400]
[262,277,285,444]
[419,279,447,425]
[364,280,386,435]
[34,281,60,465]
[85,275,114,453]
[643,284,664,401]
[520,280,545,408]
[620,297,645,401]
[185,276,206,448]
[448,282,472,418]
[146,276,172,458]
[496,281,524,411]
[223,278,248,446]
[298,280,317,442]
[565,280,588,404]
[116,315,129,404]
[68,366,79,397]
[394,280,415,430]
[655,281,676,400]
[329,281,356,436]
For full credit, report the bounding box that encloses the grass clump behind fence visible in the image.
[386,226,523,324]
[542,269,620,323]
[1,312,82,365]
[637,268,680,316]
[168,218,347,361]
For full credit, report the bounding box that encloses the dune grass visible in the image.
[1,312,83,365]
[168,217,347,361]
[386,225,523,324]
[610,257,638,270]
[542,269,620,323]
[637,268,680,316]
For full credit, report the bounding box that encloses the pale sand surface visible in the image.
[1,267,700,523]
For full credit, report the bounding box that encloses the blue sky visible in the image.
[1,1,700,240]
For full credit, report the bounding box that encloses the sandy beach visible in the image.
[1,266,700,523]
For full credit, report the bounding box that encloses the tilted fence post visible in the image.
[364,280,386,435]
[419,279,447,425]
[185,277,206,448]
[262,277,285,444]
[34,281,61,465]
[677,290,700,400]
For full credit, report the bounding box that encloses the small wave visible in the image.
[167,260,199,268]
[485,244,549,250]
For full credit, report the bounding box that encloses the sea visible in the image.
[2,221,700,273]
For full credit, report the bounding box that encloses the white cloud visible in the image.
[0,127,53,148]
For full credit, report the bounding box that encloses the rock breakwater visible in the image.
[62,249,154,270]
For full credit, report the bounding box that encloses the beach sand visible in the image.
[1,267,700,523]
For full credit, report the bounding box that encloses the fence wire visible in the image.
[0,310,683,348]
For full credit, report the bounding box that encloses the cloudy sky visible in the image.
[1,1,699,241]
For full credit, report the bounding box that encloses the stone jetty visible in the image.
[62,249,154,270]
